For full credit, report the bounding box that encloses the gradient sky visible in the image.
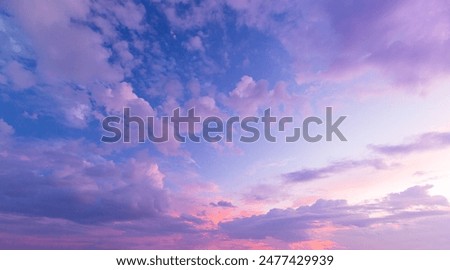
[1,0,450,249]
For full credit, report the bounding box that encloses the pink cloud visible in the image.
[289,240,338,250]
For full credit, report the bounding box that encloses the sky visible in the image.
[1,0,450,249]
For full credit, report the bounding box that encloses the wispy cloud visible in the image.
[284,159,388,182]
[370,132,450,155]
[210,200,236,208]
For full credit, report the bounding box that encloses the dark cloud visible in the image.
[210,200,236,208]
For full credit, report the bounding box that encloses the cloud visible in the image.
[220,75,302,115]
[220,185,450,246]
[0,212,205,249]
[106,1,146,31]
[331,215,450,249]
[0,1,190,157]
[373,185,449,211]
[2,0,450,250]
[220,0,450,93]
[185,36,205,52]
[93,82,155,116]
[4,60,36,90]
[156,0,223,30]
[220,207,312,241]
[0,0,150,128]
[2,0,123,84]
[370,131,450,155]
[0,118,14,138]
[284,159,388,182]
[210,200,236,208]
[0,138,170,224]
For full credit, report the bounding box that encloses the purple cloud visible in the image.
[210,200,236,208]
[218,75,304,116]
[0,139,170,223]
[1,0,450,250]
[219,0,450,91]
[4,61,36,90]
[0,213,205,249]
[331,215,450,249]
[284,159,388,182]
[2,1,124,84]
[220,185,449,245]
[0,118,14,138]
[380,185,449,210]
[370,132,450,155]
[0,0,149,128]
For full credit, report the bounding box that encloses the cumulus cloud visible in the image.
[106,1,146,31]
[0,139,169,223]
[0,0,149,128]
[93,82,155,116]
[220,185,450,248]
[156,0,223,30]
[220,75,301,116]
[2,0,123,84]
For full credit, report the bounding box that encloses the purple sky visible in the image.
[1,0,450,249]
